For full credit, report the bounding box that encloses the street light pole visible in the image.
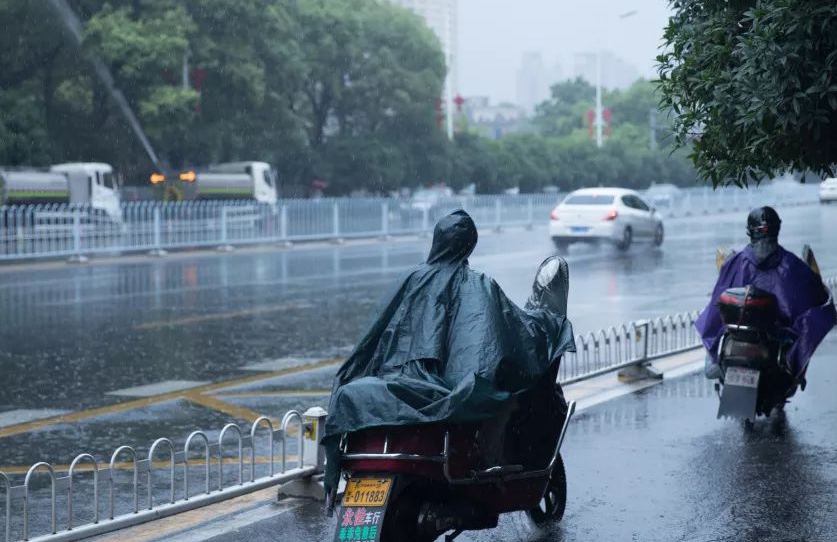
[595,51,603,148]
[595,10,638,149]
[444,7,454,141]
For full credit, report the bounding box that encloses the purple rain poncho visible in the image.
[695,245,836,377]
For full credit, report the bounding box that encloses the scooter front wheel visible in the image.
[527,453,567,525]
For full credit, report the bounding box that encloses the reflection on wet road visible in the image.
[0,205,834,470]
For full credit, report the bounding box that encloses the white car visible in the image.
[820,178,837,203]
[644,183,682,210]
[549,188,664,251]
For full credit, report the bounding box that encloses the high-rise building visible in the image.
[383,0,459,95]
[573,50,639,90]
[516,52,548,115]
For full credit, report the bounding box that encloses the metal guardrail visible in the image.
[560,311,702,384]
[0,184,818,262]
[0,410,326,542]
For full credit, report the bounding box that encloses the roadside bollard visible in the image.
[67,209,89,264]
[302,407,327,471]
[148,206,167,257]
[217,208,234,252]
[617,319,663,382]
[277,407,328,502]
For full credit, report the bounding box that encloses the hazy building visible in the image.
[462,96,528,139]
[516,52,548,115]
[573,50,638,90]
[548,61,564,94]
[383,0,459,95]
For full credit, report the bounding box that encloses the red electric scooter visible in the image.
[329,401,576,542]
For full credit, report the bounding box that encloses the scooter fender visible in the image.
[717,375,759,422]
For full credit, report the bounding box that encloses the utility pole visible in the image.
[595,52,603,148]
[649,107,658,150]
[182,50,191,90]
[595,10,638,150]
[444,7,454,140]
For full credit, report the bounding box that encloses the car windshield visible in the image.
[564,195,615,205]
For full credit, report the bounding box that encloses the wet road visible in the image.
[0,203,835,469]
[209,333,837,542]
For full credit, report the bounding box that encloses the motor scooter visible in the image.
[329,400,576,542]
[714,285,798,422]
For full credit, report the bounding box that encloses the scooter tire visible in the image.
[527,453,567,525]
[380,487,435,542]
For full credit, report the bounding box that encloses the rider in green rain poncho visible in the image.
[322,210,576,494]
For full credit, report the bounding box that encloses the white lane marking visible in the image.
[106,380,210,397]
[154,499,305,542]
[242,357,322,372]
[0,409,69,429]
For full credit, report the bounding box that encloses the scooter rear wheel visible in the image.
[381,486,436,542]
[527,453,567,525]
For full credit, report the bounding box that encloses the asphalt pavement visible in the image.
[0,203,835,470]
[1,201,836,540]
[184,332,837,542]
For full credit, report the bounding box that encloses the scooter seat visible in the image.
[470,464,524,480]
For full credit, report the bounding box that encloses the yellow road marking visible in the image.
[184,394,273,425]
[132,302,313,330]
[0,455,300,475]
[0,358,342,439]
[214,389,331,398]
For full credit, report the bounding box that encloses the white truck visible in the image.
[0,162,122,220]
[185,161,278,204]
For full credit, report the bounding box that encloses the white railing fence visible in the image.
[0,184,818,262]
[0,410,326,542]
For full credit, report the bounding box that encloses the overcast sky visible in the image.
[457,0,673,103]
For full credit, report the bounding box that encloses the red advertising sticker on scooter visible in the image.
[334,477,393,542]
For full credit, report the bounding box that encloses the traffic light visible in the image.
[150,173,166,185]
[179,170,197,182]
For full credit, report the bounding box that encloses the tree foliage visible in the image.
[658,0,837,186]
[0,0,445,194]
[1,0,694,195]
[486,79,697,193]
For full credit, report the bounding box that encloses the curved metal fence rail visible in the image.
[0,410,325,542]
[0,183,819,262]
[559,311,702,384]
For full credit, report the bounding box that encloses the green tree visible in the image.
[533,78,594,137]
[293,0,445,193]
[658,0,837,186]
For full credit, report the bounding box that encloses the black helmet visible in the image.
[746,206,781,239]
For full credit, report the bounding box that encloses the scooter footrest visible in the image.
[470,464,524,479]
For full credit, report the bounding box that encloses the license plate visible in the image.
[335,477,393,542]
[725,367,760,388]
[570,226,590,233]
[342,477,392,507]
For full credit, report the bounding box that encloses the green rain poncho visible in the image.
[323,210,575,491]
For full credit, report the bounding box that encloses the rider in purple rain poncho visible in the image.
[696,207,836,380]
